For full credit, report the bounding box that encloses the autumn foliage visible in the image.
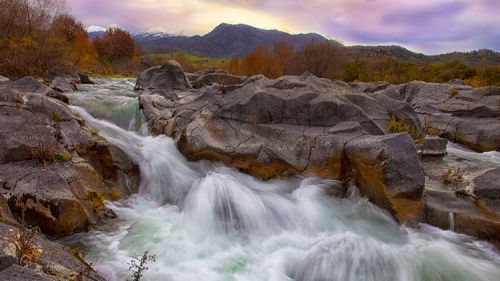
[0,0,138,79]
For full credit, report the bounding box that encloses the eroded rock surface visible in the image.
[0,77,140,238]
[373,81,500,152]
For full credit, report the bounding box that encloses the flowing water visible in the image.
[67,79,500,281]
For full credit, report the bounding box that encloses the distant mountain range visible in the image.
[88,23,500,66]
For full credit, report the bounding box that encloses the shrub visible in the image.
[14,227,42,266]
[128,251,156,281]
[28,135,56,165]
[441,167,464,185]
[55,151,71,162]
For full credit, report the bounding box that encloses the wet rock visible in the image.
[417,136,448,157]
[78,73,94,85]
[50,77,77,93]
[425,190,500,247]
[135,60,191,91]
[46,90,69,104]
[345,133,425,223]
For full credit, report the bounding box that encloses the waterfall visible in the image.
[66,79,500,281]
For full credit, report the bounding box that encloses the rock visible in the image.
[78,73,94,85]
[0,88,140,237]
[345,133,425,222]
[46,65,80,83]
[46,90,69,104]
[425,190,500,247]
[0,77,51,94]
[0,75,9,83]
[141,73,425,222]
[134,60,191,91]
[49,77,77,93]
[0,264,59,281]
[0,223,18,271]
[472,168,500,200]
[191,71,246,89]
[417,136,448,157]
[380,81,500,152]
[447,79,466,85]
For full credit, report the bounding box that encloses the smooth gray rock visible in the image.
[345,133,425,222]
[418,136,448,157]
[378,81,500,152]
[50,77,77,93]
[472,168,500,200]
[0,76,51,94]
[0,75,9,83]
[191,71,246,89]
[135,60,191,91]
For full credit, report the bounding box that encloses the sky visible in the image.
[68,0,500,54]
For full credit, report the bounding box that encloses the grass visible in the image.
[90,128,99,136]
[14,227,42,266]
[386,114,427,144]
[442,167,464,185]
[51,112,64,122]
[28,135,56,165]
[55,152,71,162]
[449,88,459,97]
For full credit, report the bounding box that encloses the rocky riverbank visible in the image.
[0,62,499,279]
[138,61,500,246]
[0,75,139,280]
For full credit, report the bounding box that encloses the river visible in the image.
[65,78,500,281]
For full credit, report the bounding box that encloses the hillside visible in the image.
[89,23,500,66]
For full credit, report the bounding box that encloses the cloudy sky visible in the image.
[69,0,500,54]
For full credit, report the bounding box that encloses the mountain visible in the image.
[88,23,500,66]
[132,23,331,58]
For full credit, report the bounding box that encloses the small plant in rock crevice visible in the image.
[55,151,71,162]
[441,167,464,185]
[90,128,99,136]
[51,111,65,122]
[28,134,57,165]
[128,251,156,281]
[14,226,42,266]
[386,114,427,144]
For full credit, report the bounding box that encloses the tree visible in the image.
[93,27,135,62]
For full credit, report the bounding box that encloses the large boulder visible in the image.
[141,73,426,220]
[134,60,191,91]
[345,134,425,222]
[0,75,9,83]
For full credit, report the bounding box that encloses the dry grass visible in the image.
[51,111,64,122]
[28,135,57,166]
[15,227,42,266]
[449,88,459,97]
[386,114,427,144]
[441,167,464,185]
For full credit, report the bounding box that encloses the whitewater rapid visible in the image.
[67,79,500,281]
